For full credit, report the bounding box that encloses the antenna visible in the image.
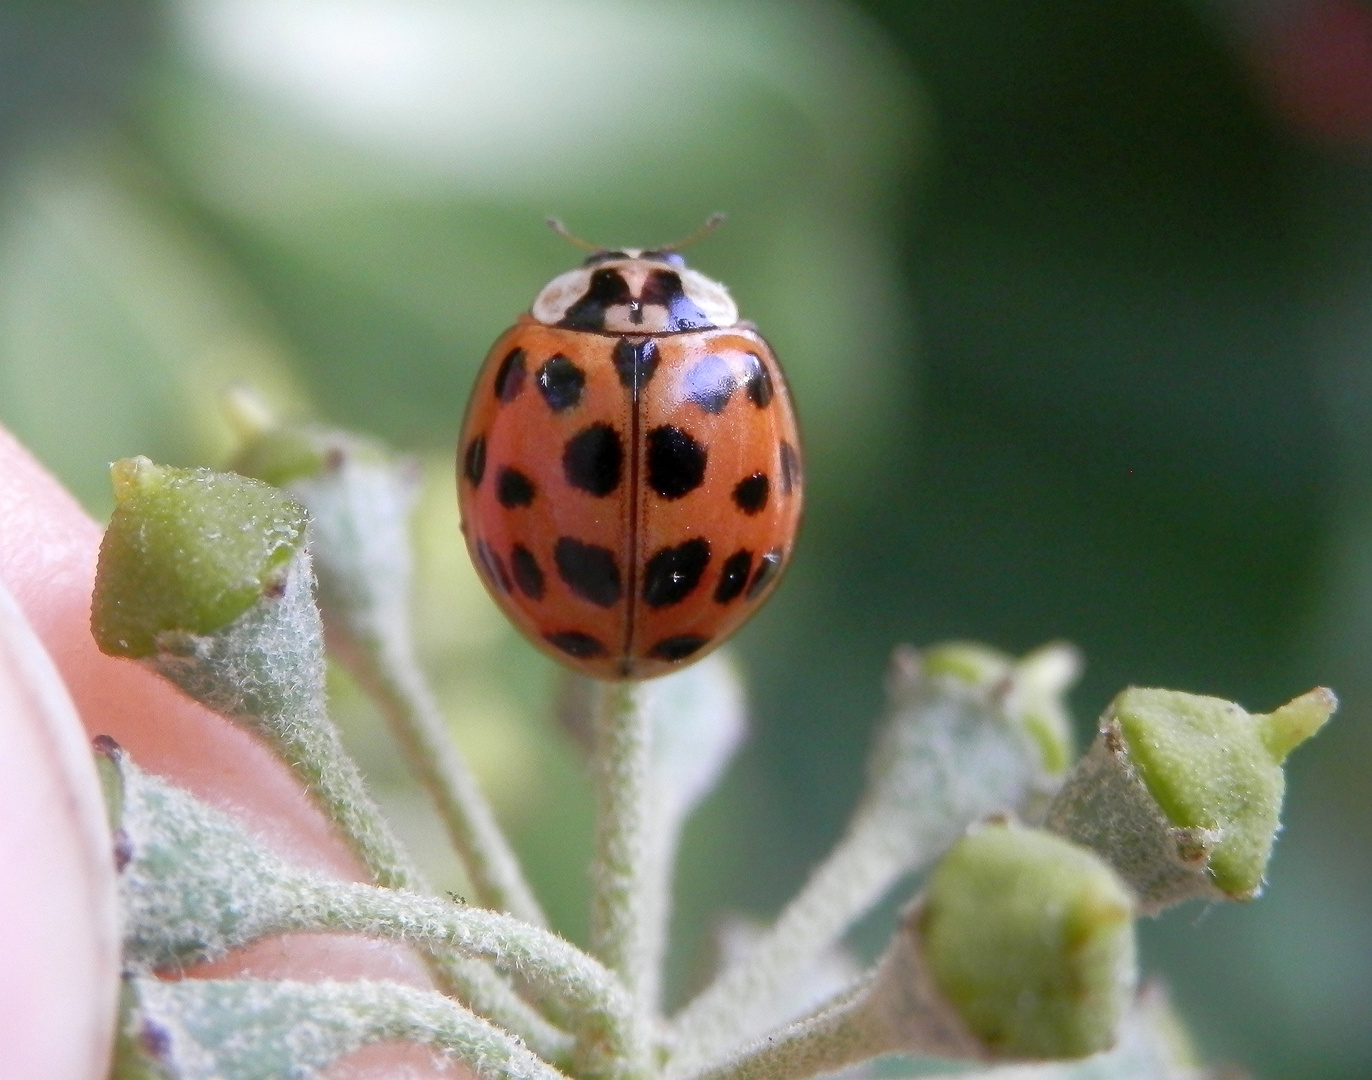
[545,217,601,252]
[663,211,726,251]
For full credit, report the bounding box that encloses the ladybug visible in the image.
[457,219,802,680]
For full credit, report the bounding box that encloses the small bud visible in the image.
[669,641,1080,1073]
[913,641,1078,778]
[866,641,1078,835]
[1046,687,1336,909]
[227,413,420,649]
[92,460,307,658]
[915,822,1137,1060]
[696,824,1138,1080]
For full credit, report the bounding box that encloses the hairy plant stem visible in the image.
[149,561,416,895]
[336,625,546,925]
[669,803,915,1072]
[691,984,884,1080]
[125,975,575,1080]
[590,680,656,1077]
[284,881,632,1074]
[149,559,545,1045]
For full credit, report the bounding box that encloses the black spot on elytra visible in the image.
[747,547,783,599]
[649,634,710,661]
[742,353,774,407]
[511,545,545,600]
[496,467,536,508]
[494,348,527,401]
[537,354,586,412]
[779,440,801,496]
[733,472,769,515]
[563,423,623,496]
[463,434,486,486]
[612,338,660,390]
[684,353,735,414]
[545,630,608,658]
[640,269,715,331]
[561,268,633,331]
[555,537,622,607]
[715,549,752,603]
[476,540,512,593]
[643,538,711,608]
[647,425,707,499]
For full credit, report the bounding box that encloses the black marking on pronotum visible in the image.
[545,630,608,658]
[684,353,736,414]
[733,472,769,515]
[476,540,512,593]
[647,425,708,499]
[715,549,752,604]
[612,338,660,389]
[537,355,586,412]
[563,423,623,496]
[639,269,715,331]
[742,352,774,407]
[649,634,710,661]
[496,467,536,508]
[463,434,487,486]
[560,268,633,331]
[555,537,622,607]
[510,544,545,600]
[642,538,711,608]
[779,440,801,496]
[494,348,527,402]
[747,547,783,599]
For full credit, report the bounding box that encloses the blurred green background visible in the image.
[2,1,1370,1076]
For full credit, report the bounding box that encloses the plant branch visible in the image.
[147,555,419,894]
[339,624,547,925]
[119,974,575,1080]
[689,984,886,1080]
[667,805,912,1074]
[299,882,638,1074]
[589,680,656,1072]
[265,439,545,926]
[670,643,1069,1069]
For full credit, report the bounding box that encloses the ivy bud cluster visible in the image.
[76,397,1332,1080]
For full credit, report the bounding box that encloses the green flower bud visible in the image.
[91,458,307,658]
[919,822,1137,1060]
[1111,686,1335,898]
[920,640,1079,776]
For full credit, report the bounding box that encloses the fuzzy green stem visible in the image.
[692,987,885,1080]
[120,975,573,1080]
[297,884,632,1066]
[149,558,417,894]
[436,955,576,1066]
[269,440,545,926]
[668,804,910,1071]
[339,627,546,925]
[144,557,541,1039]
[590,680,655,1072]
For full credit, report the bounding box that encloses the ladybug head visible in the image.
[532,218,737,334]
